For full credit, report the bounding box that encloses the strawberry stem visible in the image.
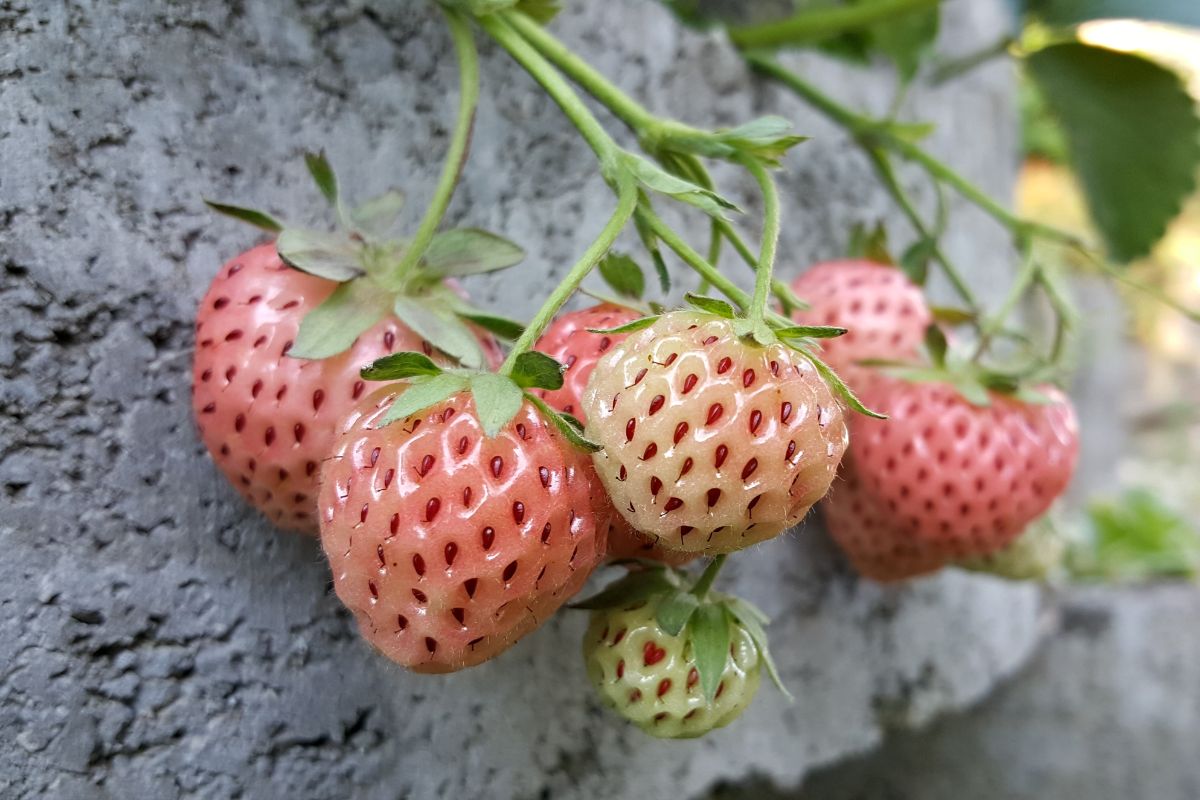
[740,154,780,327]
[972,242,1039,363]
[499,174,639,374]
[689,555,727,601]
[727,0,940,49]
[382,7,480,291]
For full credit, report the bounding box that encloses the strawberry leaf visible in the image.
[525,393,604,452]
[289,279,392,360]
[204,200,284,233]
[684,293,736,319]
[900,237,935,286]
[724,597,791,700]
[456,310,525,341]
[422,228,525,277]
[810,354,886,419]
[515,0,562,23]
[393,296,486,369]
[379,373,468,427]
[277,228,364,282]
[571,568,678,610]
[1027,43,1200,261]
[361,351,444,381]
[469,373,525,438]
[598,251,646,300]
[656,591,700,636]
[305,150,339,208]
[349,190,405,239]
[847,221,892,264]
[930,306,977,326]
[689,603,731,703]
[624,153,740,220]
[587,315,660,335]
[510,351,565,391]
[924,324,948,369]
[774,324,847,340]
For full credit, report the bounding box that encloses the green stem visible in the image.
[744,53,1084,249]
[930,35,1016,86]
[501,175,639,374]
[690,555,727,600]
[480,13,618,171]
[740,155,781,325]
[972,244,1038,362]
[863,147,980,313]
[728,0,940,49]
[640,208,753,311]
[383,7,479,290]
[698,221,721,295]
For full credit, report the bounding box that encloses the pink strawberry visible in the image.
[582,311,849,555]
[790,260,931,390]
[191,244,500,533]
[823,378,1079,581]
[606,518,698,567]
[318,388,609,672]
[533,303,641,424]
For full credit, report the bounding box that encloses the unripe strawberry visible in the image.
[582,312,848,555]
[583,600,761,738]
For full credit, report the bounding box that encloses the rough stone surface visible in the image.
[1,1,1039,798]
[785,584,1200,800]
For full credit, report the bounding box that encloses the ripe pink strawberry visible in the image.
[318,388,609,672]
[790,260,931,390]
[605,517,698,567]
[582,311,849,555]
[191,244,500,533]
[533,303,641,424]
[823,378,1079,581]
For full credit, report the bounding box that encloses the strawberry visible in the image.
[606,518,698,567]
[533,303,641,424]
[584,601,760,738]
[317,386,609,672]
[582,311,849,555]
[823,378,1079,581]
[195,154,518,533]
[790,260,931,390]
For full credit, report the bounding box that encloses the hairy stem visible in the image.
[740,155,781,325]
[728,0,940,49]
[690,555,727,600]
[384,7,479,290]
[501,176,639,374]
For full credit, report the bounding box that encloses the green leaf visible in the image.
[393,296,486,368]
[774,324,848,340]
[276,228,363,282]
[289,279,392,360]
[361,351,443,382]
[810,354,886,419]
[688,603,731,703]
[870,3,939,82]
[598,251,645,300]
[923,324,948,368]
[900,237,935,285]
[304,150,339,208]
[349,190,405,238]
[930,305,977,326]
[1025,0,1200,27]
[656,591,700,636]
[1070,489,1200,582]
[204,200,283,233]
[515,0,562,24]
[587,315,660,335]
[715,116,807,167]
[572,568,677,610]
[684,293,737,318]
[951,374,992,406]
[525,393,603,452]
[422,228,526,277]
[847,221,892,264]
[379,373,468,427]
[510,351,565,390]
[724,598,790,700]
[625,154,740,220]
[469,373,524,438]
[1027,43,1200,262]
[456,310,525,341]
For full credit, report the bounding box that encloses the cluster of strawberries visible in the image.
[192,243,1078,736]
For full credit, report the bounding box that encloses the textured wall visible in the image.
[1,1,1036,798]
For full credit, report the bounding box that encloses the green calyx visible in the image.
[575,561,789,702]
[205,152,527,365]
[360,349,599,450]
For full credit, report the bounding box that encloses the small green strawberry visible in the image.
[958,513,1066,581]
[576,561,785,738]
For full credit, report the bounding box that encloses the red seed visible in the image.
[642,443,658,461]
[643,641,666,666]
[481,527,495,550]
[674,422,689,445]
[397,615,408,630]
[234,414,245,433]
[715,444,728,469]
[539,466,550,488]
[683,374,698,394]
[706,403,724,425]
[632,368,648,386]
[413,554,425,576]
[251,379,263,398]
[781,402,793,424]
[649,395,665,415]
[749,410,763,434]
[352,380,365,400]
[717,357,732,374]
[679,457,694,477]
[742,369,755,387]
[657,679,672,698]
[390,513,400,536]
[294,422,306,443]
[418,455,435,477]
[512,501,525,523]
[370,447,381,466]
[650,476,663,495]
[312,389,324,411]
[503,561,518,582]
[264,427,275,446]
[451,608,465,626]
[664,497,683,512]
[741,458,759,480]
[707,488,721,508]
[445,542,458,566]
[618,465,628,482]
[625,418,636,442]
[464,578,478,598]
[490,456,503,478]
[425,497,441,521]
[360,504,369,523]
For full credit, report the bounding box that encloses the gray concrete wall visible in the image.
[1,2,1038,798]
